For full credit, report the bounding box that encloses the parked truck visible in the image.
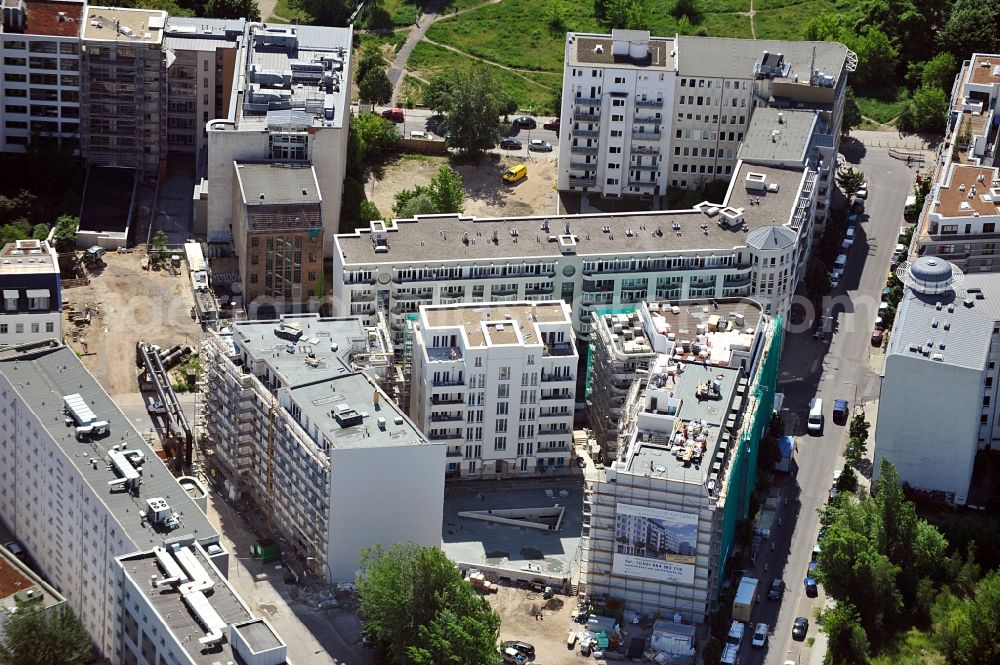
[732,576,759,623]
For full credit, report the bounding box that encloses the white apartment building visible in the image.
[0,0,83,153]
[0,238,61,344]
[589,298,761,461]
[202,22,352,256]
[200,314,444,581]
[874,257,1000,505]
[581,299,775,622]
[0,340,285,664]
[558,30,852,207]
[410,301,577,479]
[334,159,817,350]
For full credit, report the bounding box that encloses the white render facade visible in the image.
[0,238,62,344]
[558,30,852,205]
[200,314,444,581]
[335,159,817,349]
[874,257,1000,505]
[410,301,578,479]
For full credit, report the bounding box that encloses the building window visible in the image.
[250,254,259,265]
[251,237,259,247]
[45,322,54,333]
[250,274,258,284]
[0,325,6,334]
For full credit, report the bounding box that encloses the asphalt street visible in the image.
[727,144,919,665]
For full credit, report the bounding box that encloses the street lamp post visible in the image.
[306,556,333,586]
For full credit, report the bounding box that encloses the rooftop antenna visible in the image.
[810,45,816,80]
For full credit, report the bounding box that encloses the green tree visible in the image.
[204,0,260,20]
[904,85,948,134]
[0,190,35,226]
[837,167,866,195]
[835,464,859,494]
[31,223,49,241]
[671,0,699,19]
[355,43,388,91]
[395,190,439,218]
[921,52,958,91]
[296,0,351,26]
[422,74,455,116]
[849,414,870,441]
[151,229,168,255]
[359,200,383,224]
[0,604,92,665]
[359,67,393,105]
[357,544,501,665]
[353,113,401,163]
[431,67,512,156]
[429,166,465,214]
[821,602,870,665]
[52,214,78,253]
[544,0,567,31]
[847,28,900,89]
[936,0,1000,62]
[803,13,844,41]
[605,0,650,28]
[843,87,862,136]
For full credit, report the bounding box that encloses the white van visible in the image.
[808,398,824,433]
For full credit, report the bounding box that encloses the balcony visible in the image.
[543,341,575,357]
[631,163,658,172]
[430,413,464,422]
[525,286,554,295]
[573,129,600,138]
[570,145,598,155]
[724,274,752,288]
[631,144,659,155]
[568,175,596,187]
[627,180,657,189]
[429,433,463,441]
[446,447,463,458]
[350,292,375,302]
[540,410,570,419]
[538,426,570,435]
[634,115,662,125]
[635,98,662,108]
[569,161,594,170]
[394,291,433,301]
[574,96,601,105]
[431,396,464,405]
[573,112,601,122]
[426,347,463,362]
[541,374,574,383]
[541,391,573,401]
[632,131,661,141]
[432,377,465,387]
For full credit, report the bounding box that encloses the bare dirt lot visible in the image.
[489,585,583,665]
[368,153,558,219]
[62,252,202,397]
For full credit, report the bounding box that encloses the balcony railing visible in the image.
[569,161,594,170]
[627,180,657,188]
[632,131,661,141]
[631,145,659,155]
[631,163,658,172]
[635,99,662,108]
[432,378,465,387]
[570,145,598,155]
[573,112,601,122]
[429,433,463,441]
[634,115,662,125]
[431,396,464,405]
[574,96,601,105]
[573,129,600,138]
[568,177,596,187]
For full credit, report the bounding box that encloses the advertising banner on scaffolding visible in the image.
[612,503,698,584]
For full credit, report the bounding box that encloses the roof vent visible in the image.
[935,301,942,310]
[932,353,944,361]
[965,297,975,307]
[943,320,950,330]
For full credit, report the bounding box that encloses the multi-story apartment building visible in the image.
[410,301,577,479]
[79,5,167,177]
[558,30,852,211]
[911,53,1000,269]
[200,314,443,581]
[233,161,324,311]
[874,256,1000,505]
[0,340,285,664]
[0,0,83,153]
[203,22,351,256]
[0,238,61,343]
[162,16,243,166]
[581,298,776,622]
[334,158,817,350]
[589,299,761,461]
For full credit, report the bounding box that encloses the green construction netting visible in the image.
[717,315,783,594]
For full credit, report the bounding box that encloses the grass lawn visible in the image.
[408,41,562,112]
[357,28,411,54]
[399,75,427,108]
[856,89,911,124]
[870,628,946,665]
[268,0,311,22]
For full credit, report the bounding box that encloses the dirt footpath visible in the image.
[63,252,202,396]
[488,585,582,665]
[369,154,558,219]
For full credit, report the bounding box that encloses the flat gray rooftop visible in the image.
[675,35,849,87]
[236,162,321,206]
[0,343,218,551]
[570,33,675,69]
[119,545,276,665]
[625,360,744,484]
[235,619,284,652]
[422,301,571,348]
[739,107,817,163]
[336,163,806,265]
[163,16,244,52]
[289,371,429,451]
[441,482,583,578]
[231,315,378,387]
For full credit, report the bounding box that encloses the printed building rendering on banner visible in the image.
[612,503,698,584]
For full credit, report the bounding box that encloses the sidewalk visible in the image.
[849,129,938,151]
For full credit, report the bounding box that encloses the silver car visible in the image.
[528,139,553,152]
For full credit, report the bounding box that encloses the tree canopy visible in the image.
[357,543,501,665]
[0,604,92,665]
[424,68,513,156]
[394,166,465,218]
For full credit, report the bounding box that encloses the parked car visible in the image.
[727,620,745,646]
[855,187,868,199]
[844,226,856,248]
[147,400,166,415]
[502,647,527,664]
[512,116,536,129]
[831,268,844,289]
[805,575,818,597]
[792,617,809,640]
[507,642,535,658]
[751,623,768,648]
[832,399,849,425]
[768,578,784,600]
[499,138,523,150]
[381,108,404,122]
[543,119,560,130]
[872,328,885,346]
[528,139,553,152]
[3,541,24,559]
